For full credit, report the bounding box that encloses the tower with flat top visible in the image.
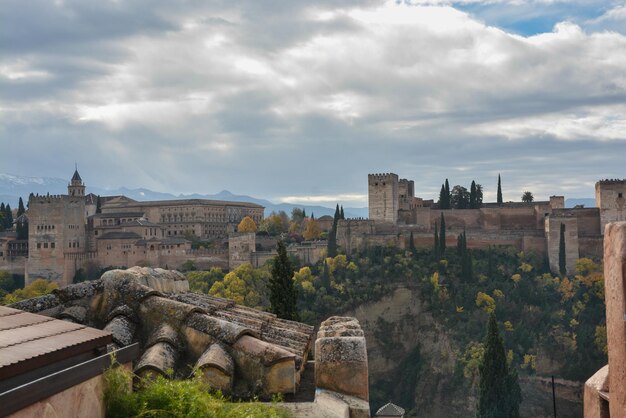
[368,173,399,223]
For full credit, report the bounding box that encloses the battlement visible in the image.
[368,173,398,183]
[596,179,626,186]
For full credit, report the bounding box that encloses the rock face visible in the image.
[11,266,314,399]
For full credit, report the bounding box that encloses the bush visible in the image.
[103,364,292,418]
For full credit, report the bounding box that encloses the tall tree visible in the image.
[477,313,521,418]
[17,198,25,217]
[4,204,13,230]
[475,183,484,208]
[16,198,27,239]
[96,195,102,214]
[408,231,416,253]
[439,213,446,255]
[470,181,477,209]
[497,174,503,204]
[269,241,299,320]
[340,206,345,220]
[451,185,470,209]
[438,184,447,209]
[327,204,341,257]
[445,179,450,208]
[559,223,567,276]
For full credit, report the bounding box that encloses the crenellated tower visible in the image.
[368,173,399,223]
[596,179,626,234]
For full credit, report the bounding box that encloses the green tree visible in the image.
[497,174,503,204]
[303,218,321,240]
[17,197,25,217]
[269,241,299,320]
[438,184,447,209]
[451,185,470,209]
[408,231,416,253]
[559,223,566,275]
[470,181,478,209]
[340,206,345,220]
[475,183,484,207]
[5,204,13,230]
[96,195,102,214]
[521,191,534,203]
[477,313,521,418]
[445,179,451,207]
[327,205,340,257]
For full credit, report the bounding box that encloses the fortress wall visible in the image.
[368,174,398,223]
[521,235,547,254]
[553,208,601,236]
[499,207,541,230]
[578,236,604,260]
[545,217,579,275]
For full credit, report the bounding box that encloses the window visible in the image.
[619,193,623,198]
[44,243,48,248]
[51,242,55,248]
[37,243,41,249]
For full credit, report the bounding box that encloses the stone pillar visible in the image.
[315,316,368,401]
[604,222,626,418]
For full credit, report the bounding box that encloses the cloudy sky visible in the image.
[2,0,625,207]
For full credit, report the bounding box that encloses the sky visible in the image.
[2,0,626,207]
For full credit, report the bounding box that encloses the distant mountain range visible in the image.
[0,173,368,218]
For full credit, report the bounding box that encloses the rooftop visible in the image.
[0,305,111,384]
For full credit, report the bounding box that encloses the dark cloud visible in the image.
[1,1,625,206]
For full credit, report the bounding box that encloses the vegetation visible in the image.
[2,278,58,304]
[103,364,292,418]
[477,313,521,418]
[521,191,534,203]
[237,216,257,233]
[497,174,503,204]
[269,241,299,320]
[183,242,605,416]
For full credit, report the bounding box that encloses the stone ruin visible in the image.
[11,267,371,417]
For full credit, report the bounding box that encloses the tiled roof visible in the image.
[122,199,264,209]
[0,306,111,381]
[376,402,405,417]
[71,169,82,182]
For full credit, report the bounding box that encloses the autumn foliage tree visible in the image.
[237,216,257,233]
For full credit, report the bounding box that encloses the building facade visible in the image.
[21,170,264,285]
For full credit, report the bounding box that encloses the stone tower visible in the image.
[368,173,399,223]
[26,170,87,285]
[596,179,626,234]
[68,169,85,197]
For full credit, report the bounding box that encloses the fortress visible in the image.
[337,173,626,274]
[2,170,265,286]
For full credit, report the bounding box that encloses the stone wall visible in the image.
[596,180,626,234]
[229,233,256,269]
[26,194,86,286]
[545,216,579,275]
[368,173,399,223]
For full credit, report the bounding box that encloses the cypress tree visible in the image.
[302,208,306,218]
[470,181,477,209]
[487,246,494,278]
[439,213,446,255]
[321,259,331,290]
[438,184,447,209]
[497,174,503,204]
[408,231,416,253]
[434,222,439,259]
[5,204,13,229]
[96,195,102,214]
[328,205,340,257]
[559,223,567,276]
[17,198,25,217]
[340,206,345,220]
[445,179,451,209]
[477,313,521,418]
[269,241,299,320]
